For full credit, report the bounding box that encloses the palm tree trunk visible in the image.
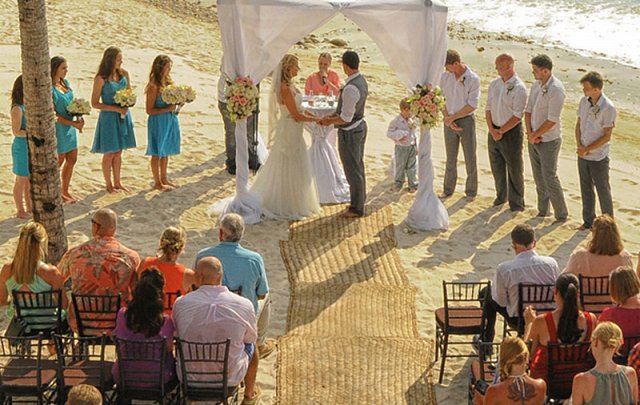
[18,0,67,263]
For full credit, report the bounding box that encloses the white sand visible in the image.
[0,1,639,403]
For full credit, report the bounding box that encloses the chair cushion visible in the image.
[0,359,57,387]
[62,360,115,388]
[436,306,483,333]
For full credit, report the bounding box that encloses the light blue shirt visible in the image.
[194,242,268,312]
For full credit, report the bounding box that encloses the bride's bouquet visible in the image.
[66,98,91,133]
[113,88,137,121]
[407,84,446,129]
[161,84,197,114]
[225,76,259,122]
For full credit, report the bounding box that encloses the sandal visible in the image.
[241,384,262,405]
[258,339,276,359]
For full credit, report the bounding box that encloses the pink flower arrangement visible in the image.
[225,75,259,122]
[407,83,446,129]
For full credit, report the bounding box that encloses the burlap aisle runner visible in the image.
[276,206,436,404]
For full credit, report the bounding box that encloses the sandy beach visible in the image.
[1,1,639,403]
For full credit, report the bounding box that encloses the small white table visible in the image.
[302,100,350,204]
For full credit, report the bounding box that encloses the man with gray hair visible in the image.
[194,213,274,358]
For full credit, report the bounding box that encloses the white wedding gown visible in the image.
[251,92,321,220]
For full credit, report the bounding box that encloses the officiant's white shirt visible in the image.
[340,72,363,131]
[440,67,480,116]
[485,74,527,127]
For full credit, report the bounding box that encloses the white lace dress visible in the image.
[251,92,321,220]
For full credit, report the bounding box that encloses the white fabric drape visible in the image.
[216,0,448,226]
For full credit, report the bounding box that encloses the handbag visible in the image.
[5,315,28,338]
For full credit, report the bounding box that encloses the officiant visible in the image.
[305,52,341,96]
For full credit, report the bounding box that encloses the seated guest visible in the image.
[195,213,275,358]
[65,384,102,405]
[480,337,546,405]
[138,226,195,295]
[562,215,633,277]
[173,257,261,405]
[599,266,640,338]
[112,268,176,386]
[479,224,559,344]
[59,208,140,303]
[304,52,341,96]
[0,221,67,330]
[627,340,640,388]
[525,273,597,383]
[572,321,638,405]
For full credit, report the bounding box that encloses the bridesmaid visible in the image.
[145,55,180,190]
[51,56,83,203]
[10,75,31,219]
[91,46,136,193]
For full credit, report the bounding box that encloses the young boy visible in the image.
[387,98,418,192]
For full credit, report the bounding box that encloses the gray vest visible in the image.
[336,74,368,129]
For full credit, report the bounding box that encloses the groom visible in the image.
[320,50,369,218]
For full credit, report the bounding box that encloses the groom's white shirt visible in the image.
[340,72,363,131]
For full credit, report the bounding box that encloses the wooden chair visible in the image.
[114,336,178,405]
[53,333,115,404]
[72,293,121,338]
[546,341,595,403]
[435,280,490,384]
[468,342,500,405]
[515,283,555,335]
[164,290,181,313]
[11,289,68,338]
[614,334,640,365]
[0,333,57,404]
[578,275,611,317]
[175,338,239,405]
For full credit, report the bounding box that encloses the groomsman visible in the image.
[575,71,616,230]
[440,49,481,202]
[486,54,528,212]
[525,54,568,222]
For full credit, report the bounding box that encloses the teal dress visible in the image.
[91,76,136,154]
[5,267,66,332]
[584,367,634,405]
[146,96,180,157]
[11,104,29,177]
[52,79,78,154]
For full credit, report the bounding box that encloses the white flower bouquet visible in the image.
[113,88,137,120]
[161,84,197,114]
[407,84,446,129]
[66,98,91,116]
[225,76,259,122]
[66,98,91,133]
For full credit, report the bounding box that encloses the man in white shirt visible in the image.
[173,256,261,404]
[439,49,481,201]
[525,54,568,222]
[485,54,528,212]
[575,71,616,230]
[479,224,560,343]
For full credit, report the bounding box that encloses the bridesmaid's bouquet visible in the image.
[114,88,137,121]
[66,98,91,133]
[161,84,197,114]
[225,76,259,122]
[407,84,446,129]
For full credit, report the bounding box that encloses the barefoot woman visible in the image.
[91,46,136,192]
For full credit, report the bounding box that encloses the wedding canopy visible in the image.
[217,0,449,230]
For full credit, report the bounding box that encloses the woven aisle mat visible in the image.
[280,238,410,290]
[286,284,419,338]
[288,204,396,243]
[276,336,436,405]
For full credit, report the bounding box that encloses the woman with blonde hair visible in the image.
[0,222,67,324]
[304,52,341,96]
[563,214,633,277]
[599,266,640,338]
[482,337,546,404]
[250,54,321,220]
[138,226,195,295]
[572,321,638,404]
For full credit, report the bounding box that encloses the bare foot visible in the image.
[16,211,29,219]
[114,184,130,192]
[62,194,77,204]
[106,185,117,193]
[154,182,170,191]
[162,178,179,188]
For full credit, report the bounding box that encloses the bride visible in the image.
[251,54,321,220]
